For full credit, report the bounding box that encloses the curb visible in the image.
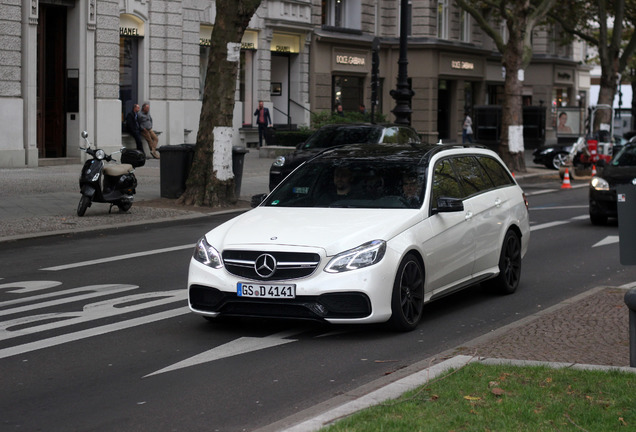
[257,283,636,432]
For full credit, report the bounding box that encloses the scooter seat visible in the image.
[104,164,134,177]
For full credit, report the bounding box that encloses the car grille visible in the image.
[222,250,320,281]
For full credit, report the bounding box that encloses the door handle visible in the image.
[465,211,473,221]
[495,198,502,207]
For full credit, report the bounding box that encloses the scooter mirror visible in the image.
[81,131,89,139]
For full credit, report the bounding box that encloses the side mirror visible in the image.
[432,197,464,215]
[250,193,267,208]
[81,131,89,139]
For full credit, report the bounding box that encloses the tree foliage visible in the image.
[455,0,558,171]
[550,0,636,120]
[178,0,262,207]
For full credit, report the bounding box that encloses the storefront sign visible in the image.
[451,60,474,70]
[336,55,366,66]
[555,68,574,84]
[119,14,144,37]
[271,33,300,53]
[200,27,258,50]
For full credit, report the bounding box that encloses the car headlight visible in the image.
[324,240,386,273]
[273,156,286,167]
[590,177,609,191]
[193,237,223,268]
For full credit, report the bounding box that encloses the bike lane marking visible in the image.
[39,244,195,271]
[0,306,189,360]
[0,289,185,342]
[0,284,138,316]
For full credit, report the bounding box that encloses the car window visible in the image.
[611,145,636,166]
[264,159,424,209]
[431,158,465,209]
[381,127,399,144]
[478,156,515,187]
[452,156,495,196]
[398,128,420,144]
[300,127,382,150]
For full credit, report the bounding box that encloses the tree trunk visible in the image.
[499,26,527,173]
[178,0,261,207]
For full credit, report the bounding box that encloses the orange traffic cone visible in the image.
[561,168,572,189]
[591,164,597,176]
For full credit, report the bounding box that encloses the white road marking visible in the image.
[0,284,138,315]
[0,280,62,293]
[530,221,569,231]
[0,307,190,360]
[145,329,303,378]
[39,244,195,271]
[593,236,619,248]
[0,290,184,341]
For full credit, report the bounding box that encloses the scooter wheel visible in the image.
[117,202,132,212]
[77,195,91,216]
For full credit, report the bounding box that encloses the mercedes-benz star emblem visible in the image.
[254,254,277,278]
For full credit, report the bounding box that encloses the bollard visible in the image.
[626,288,636,367]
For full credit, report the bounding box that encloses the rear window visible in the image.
[478,156,514,187]
[300,127,382,150]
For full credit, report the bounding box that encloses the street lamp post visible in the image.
[390,0,413,125]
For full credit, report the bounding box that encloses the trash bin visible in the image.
[232,146,249,197]
[158,144,195,199]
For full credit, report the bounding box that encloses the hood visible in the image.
[600,165,636,186]
[205,207,421,256]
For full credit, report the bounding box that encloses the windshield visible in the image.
[263,158,426,209]
[299,126,383,150]
[611,145,636,167]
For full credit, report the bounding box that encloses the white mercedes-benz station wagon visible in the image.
[188,142,530,331]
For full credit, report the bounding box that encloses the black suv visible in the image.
[268,123,421,190]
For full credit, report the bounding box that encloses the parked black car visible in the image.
[589,142,636,225]
[532,141,576,170]
[268,123,421,190]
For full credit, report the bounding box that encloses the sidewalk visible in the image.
[1,147,634,431]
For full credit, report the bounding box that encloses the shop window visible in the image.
[437,0,449,39]
[333,75,363,112]
[119,37,139,130]
[322,0,361,30]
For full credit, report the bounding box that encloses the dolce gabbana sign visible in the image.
[333,49,369,71]
[336,55,366,66]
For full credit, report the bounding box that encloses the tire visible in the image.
[485,230,522,295]
[548,152,568,170]
[389,254,425,332]
[117,201,133,212]
[590,212,608,226]
[77,195,91,217]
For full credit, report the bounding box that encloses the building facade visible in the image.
[0,0,588,168]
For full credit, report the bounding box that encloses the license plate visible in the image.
[237,283,296,299]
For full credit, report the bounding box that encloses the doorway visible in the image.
[437,79,451,140]
[37,4,67,158]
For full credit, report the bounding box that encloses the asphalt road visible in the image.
[1,183,635,431]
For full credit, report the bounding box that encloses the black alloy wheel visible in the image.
[390,254,424,331]
[486,230,522,295]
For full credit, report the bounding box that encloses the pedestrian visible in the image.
[462,110,473,144]
[358,104,366,114]
[335,104,344,117]
[254,100,272,147]
[124,104,146,156]
[139,102,160,159]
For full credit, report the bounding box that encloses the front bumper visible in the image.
[187,252,397,325]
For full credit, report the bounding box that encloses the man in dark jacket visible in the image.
[125,104,146,155]
[254,100,272,147]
